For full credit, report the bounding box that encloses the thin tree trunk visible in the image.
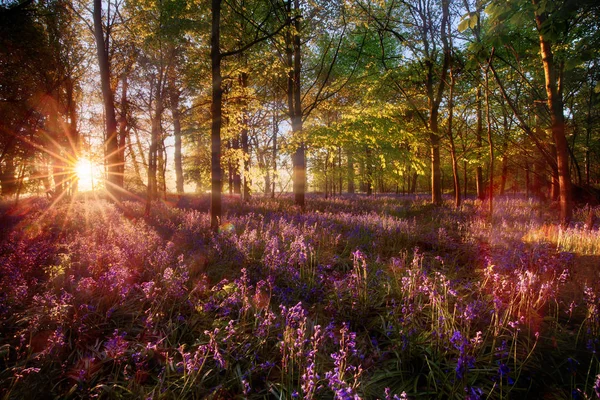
[448,58,461,208]
[145,89,162,214]
[366,146,373,196]
[476,86,485,200]
[210,0,223,230]
[500,111,509,195]
[463,160,468,200]
[240,72,251,201]
[117,75,128,189]
[411,171,418,194]
[66,77,79,195]
[485,66,494,216]
[272,111,278,198]
[126,129,143,187]
[526,161,530,198]
[338,146,343,195]
[169,81,184,194]
[232,137,241,194]
[347,149,355,193]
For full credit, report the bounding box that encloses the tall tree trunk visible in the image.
[475,86,485,200]
[585,63,595,186]
[463,160,468,200]
[366,146,373,196]
[288,0,305,209]
[65,77,79,195]
[232,137,241,194]
[126,129,143,187]
[429,130,442,203]
[347,149,355,194]
[525,161,530,198]
[210,0,223,230]
[448,59,461,208]
[500,111,509,195]
[533,0,572,225]
[93,0,120,197]
[324,152,328,198]
[145,89,162,215]
[427,0,450,205]
[338,146,343,195]
[485,66,494,216]
[117,75,128,189]
[240,72,251,201]
[272,111,278,198]
[158,137,167,198]
[169,80,184,194]
[500,143,509,196]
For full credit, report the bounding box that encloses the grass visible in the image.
[0,193,599,399]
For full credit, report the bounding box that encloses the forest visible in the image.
[1,0,600,398]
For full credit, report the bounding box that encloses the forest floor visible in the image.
[0,193,599,399]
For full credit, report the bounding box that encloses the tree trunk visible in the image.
[288,0,305,209]
[158,137,167,198]
[210,0,223,231]
[169,81,184,194]
[145,88,162,215]
[338,146,343,195]
[232,137,241,194]
[117,75,128,189]
[272,111,278,198]
[533,0,572,225]
[239,72,251,201]
[475,86,485,200]
[427,0,449,205]
[126,128,144,187]
[525,161,530,198]
[366,146,373,196]
[463,160,468,200]
[500,112,509,195]
[93,0,120,197]
[347,149,355,193]
[65,77,79,195]
[485,67,494,216]
[448,61,461,208]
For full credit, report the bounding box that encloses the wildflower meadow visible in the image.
[0,194,599,399]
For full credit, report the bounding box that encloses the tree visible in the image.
[93,0,122,198]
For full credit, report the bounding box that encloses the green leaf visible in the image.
[458,16,470,33]
[468,13,479,29]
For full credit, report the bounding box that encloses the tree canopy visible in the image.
[1,0,600,224]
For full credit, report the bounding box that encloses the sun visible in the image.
[75,158,101,191]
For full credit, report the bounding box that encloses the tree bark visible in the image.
[288,0,305,209]
[169,78,184,194]
[347,149,355,194]
[145,85,162,215]
[93,0,120,197]
[272,110,278,198]
[210,0,223,230]
[448,59,461,208]
[485,66,494,215]
[117,75,128,189]
[366,146,373,196]
[533,1,572,225]
[240,72,251,201]
[427,0,450,205]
